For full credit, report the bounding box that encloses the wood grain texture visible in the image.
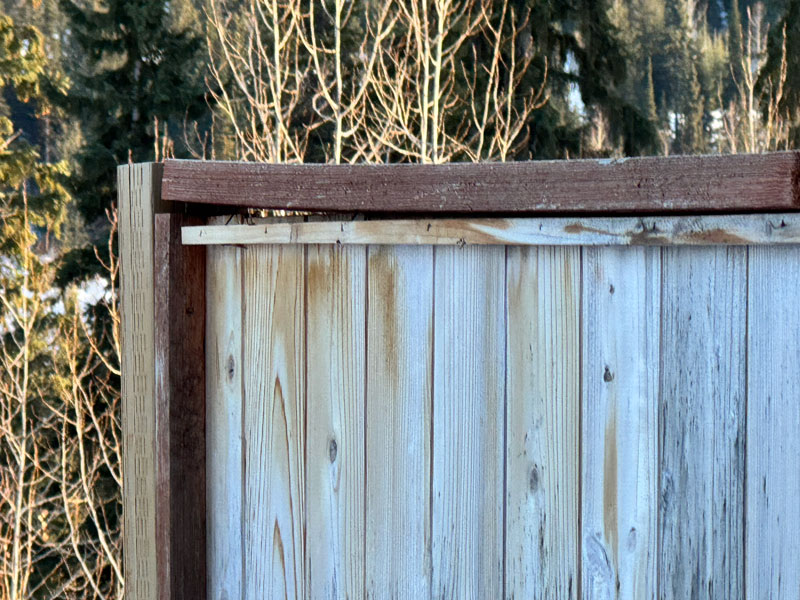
[505,246,581,599]
[659,247,746,599]
[243,244,306,600]
[206,242,244,600]
[118,163,159,600]
[163,152,800,213]
[154,213,207,599]
[182,213,800,247]
[432,245,505,598]
[365,246,433,598]
[305,245,366,598]
[746,246,800,599]
[581,247,659,600]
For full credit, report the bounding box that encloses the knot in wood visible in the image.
[328,439,338,463]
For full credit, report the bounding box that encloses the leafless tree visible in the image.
[206,0,548,164]
[0,201,123,600]
[720,4,790,153]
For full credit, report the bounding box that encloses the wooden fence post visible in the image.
[118,163,207,599]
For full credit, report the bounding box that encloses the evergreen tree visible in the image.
[703,0,727,30]
[0,14,77,596]
[684,63,707,153]
[643,57,659,130]
[524,0,657,157]
[57,0,209,225]
[758,0,800,144]
[726,0,745,104]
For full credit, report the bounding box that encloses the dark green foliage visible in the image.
[523,0,657,157]
[726,0,745,104]
[758,0,800,144]
[57,0,209,223]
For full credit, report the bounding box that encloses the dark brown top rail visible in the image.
[162,152,800,214]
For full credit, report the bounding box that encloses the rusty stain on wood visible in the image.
[368,249,399,385]
[563,223,609,236]
[681,228,751,245]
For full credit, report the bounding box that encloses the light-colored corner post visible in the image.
[118,162,162,600]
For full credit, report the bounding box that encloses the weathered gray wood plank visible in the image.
[432,245,505,598]
[243,245,306,599]
[365,246,434,598]
[305,245,366,598]
[659,247,746,598]
[746,246,800,598]
[183,213,800,247]
[581,247,659,600]
[505,246,580,598]
[206,243,244,600]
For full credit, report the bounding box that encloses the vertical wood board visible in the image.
[432,245,506,598]
[365,246,434,598]
[154,213,207,599]
[305,245,366,598]
[207,243,244,600]
[505,246,581,599]
[658,247,746,598]
[581,247,659,600]
[746,246,800,598]
[191,237,800,599]
[243,245,306,600]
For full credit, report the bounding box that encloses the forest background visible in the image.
[0,0,798,597]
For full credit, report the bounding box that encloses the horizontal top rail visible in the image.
[162,152,800,214]
[182,213,800,246]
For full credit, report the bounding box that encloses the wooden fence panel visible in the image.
[365,246,434,598]
[305,245,366,598]
[120,154,800,600]
[243,245,306,600]
[659,247,746,598]
[207,244,244,599]
[581,247,660,600]
[505,246,580,599]
[747,246,800,598]
[432,245,506,598]
[197,237,800,600]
